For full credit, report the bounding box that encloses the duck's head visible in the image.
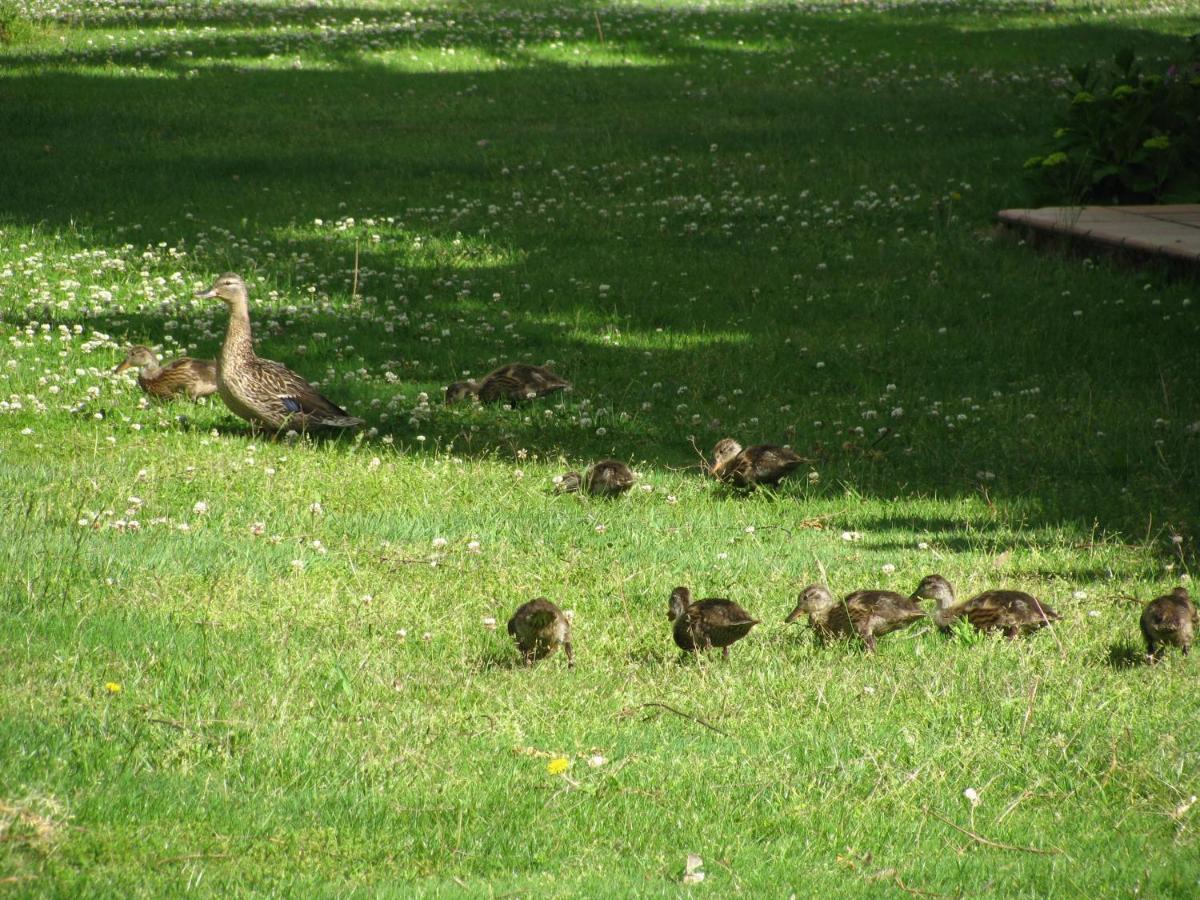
[1170,586,1192,602]
[444,380,480,404]
[555,471,583,493]
[114,345,157,374]
[785,583,835,623]
[668,586,691,622]
[195,272,248,305]
[709,438,743,476]
[911,574,956,609]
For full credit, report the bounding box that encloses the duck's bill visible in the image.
[113,360,132,374]
[194,286,218,299]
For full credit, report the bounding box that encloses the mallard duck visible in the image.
[709,438,803,489]
[668,586,759,658]
[114,345,217,401]
[195,273,362,432]
[507,598,574,668]
[785,583,926,652]
[912,574,1060,638]
[1140,587,1196,661]
[556,460,636,497]
[445,363,570,405]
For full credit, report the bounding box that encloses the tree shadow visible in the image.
[2,3,1198,545]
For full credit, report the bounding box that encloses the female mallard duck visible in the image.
[507,598,574,668]
[114,345,217,401]
[1140,587,1196,662]
[785,583,926,652]
[668,586,759,658]
[912,574,1060,638]
[445,363,570,405]
[195,273,363,432]
[556,460,636,497]
[709,438,803,489]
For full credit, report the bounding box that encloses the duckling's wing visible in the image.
[697,598,758,626]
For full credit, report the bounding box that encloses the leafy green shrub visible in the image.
[0,1,34,46]
[1025,37,1200,204]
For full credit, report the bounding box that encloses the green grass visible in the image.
[2,0,1200,894]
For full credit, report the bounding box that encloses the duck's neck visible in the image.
[139,360,162,380]
[930,597,956,628]
[221,295,254,365]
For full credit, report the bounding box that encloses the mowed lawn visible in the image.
[2,0,1199,894]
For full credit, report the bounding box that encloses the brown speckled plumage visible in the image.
[1140,587,1196,662]
[785,583,926,652]
[556,460,636,497]
[196,273,362,432]
[507,598,574,667]
[114,345,217,401]
[710,438,803,489]
[912,574,1060,638]
[445,363,570,405]
[668,586,759,658]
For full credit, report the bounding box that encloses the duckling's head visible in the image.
[1170,586,1192,601]
[555,471,583,493]
[444,380,480,404]
[668,586,691,622]
[912,574,956,609]
[785,583,835,623]
[709,438,743,475]
[114,345,157,374]
[195,272,248,305]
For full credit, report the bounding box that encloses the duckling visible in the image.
[709,438,803,489]
[195,273,362,432]
[668,586,759,658]
[912,574,1060,638]
[784,583,926,653]
[114,345,218,401]
[1140,587,1196,662]
[556,460,636,497]
[445,363,570,405]
[507,598,574,668]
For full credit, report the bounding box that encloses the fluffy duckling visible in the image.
[1140,587,1196,662]
[912,574,1060,638]
[114,345,218,401]
[709,438,803,489]
[785,583,926,652]
[556,460,636,497]
[445,363,570,405]
[668,586,759,658]
[196,273,362,432]
[507,598,574,668]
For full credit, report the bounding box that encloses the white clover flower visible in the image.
[594,524,607,534]
[431,537,448,548]
[963,787,980,807]
[841,530,862,542]
[192,500,209,515]
[881,563,896,575]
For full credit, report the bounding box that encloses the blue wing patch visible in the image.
[281,397,302,413]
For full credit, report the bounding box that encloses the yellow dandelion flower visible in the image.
[546,756,570,776]
[104,682,122,694]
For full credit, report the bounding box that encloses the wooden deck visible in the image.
[998,204,1200,264]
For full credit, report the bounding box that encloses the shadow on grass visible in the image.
[1105,640,1147,669]
[2,3,1197,544]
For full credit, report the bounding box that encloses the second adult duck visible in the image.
[196,273,363,432]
